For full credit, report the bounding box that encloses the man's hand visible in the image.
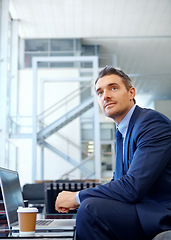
[55,191,80,213]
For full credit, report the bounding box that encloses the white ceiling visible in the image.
[9,0,171,102]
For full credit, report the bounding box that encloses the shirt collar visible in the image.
[117,104,136,138]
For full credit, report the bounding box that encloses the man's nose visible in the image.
[103,89,111,100]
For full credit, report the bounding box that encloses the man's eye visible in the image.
[97,91,103,96]
[112,87,116,90]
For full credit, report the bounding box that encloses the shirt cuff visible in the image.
[76,191,81,204]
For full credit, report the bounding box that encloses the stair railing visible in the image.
[37,80,92,127]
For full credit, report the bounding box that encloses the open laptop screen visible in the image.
[0,168,24,228]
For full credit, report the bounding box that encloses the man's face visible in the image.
[95,74,135,124]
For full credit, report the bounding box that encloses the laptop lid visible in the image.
[0,167,25,229]
[0,167,76,231]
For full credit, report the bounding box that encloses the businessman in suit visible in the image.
[55,66,171,240]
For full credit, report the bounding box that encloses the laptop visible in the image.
[0,167,76,231]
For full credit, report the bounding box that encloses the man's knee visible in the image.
[76,197,106,229]
[76,198,97,237]
[76,198,113,240]
[77,198,94,222]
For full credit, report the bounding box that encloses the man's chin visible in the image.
[104,110,116,118]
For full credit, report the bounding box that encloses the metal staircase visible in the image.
[41,140,92,177]
[36,81,95,178]
[37,96,94,143]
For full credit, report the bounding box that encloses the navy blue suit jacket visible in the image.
[79,106,171,237]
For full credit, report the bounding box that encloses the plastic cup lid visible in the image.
[17,206,38,213]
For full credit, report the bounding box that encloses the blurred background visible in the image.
[0,0,171,186]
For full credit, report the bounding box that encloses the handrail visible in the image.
[38,121,89,157]
[37,80,92,121]
[61,153,94,179]
[10,80,93,133]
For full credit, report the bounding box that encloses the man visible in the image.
[55,66,171,240]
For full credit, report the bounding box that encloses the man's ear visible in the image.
[129,87,136,101]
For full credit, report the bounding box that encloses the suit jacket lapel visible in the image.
[124,106,143,173]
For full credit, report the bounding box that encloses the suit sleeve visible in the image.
[79,111,171,203]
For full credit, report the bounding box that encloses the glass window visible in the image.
[101,144,112,170]
[100,123,114,140]
[75,39,81,51]
[81,45,99,68]
[50,39,74,51]
[81,123,93,141]
[25,39,48,52]
[24,38,100,68]
[101,129,114,140]
[82,45,94,55]
[81,45,99,56]
[81,141,94,159]
[81,61,93,68]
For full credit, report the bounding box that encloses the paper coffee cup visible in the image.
[17,207,38,236]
